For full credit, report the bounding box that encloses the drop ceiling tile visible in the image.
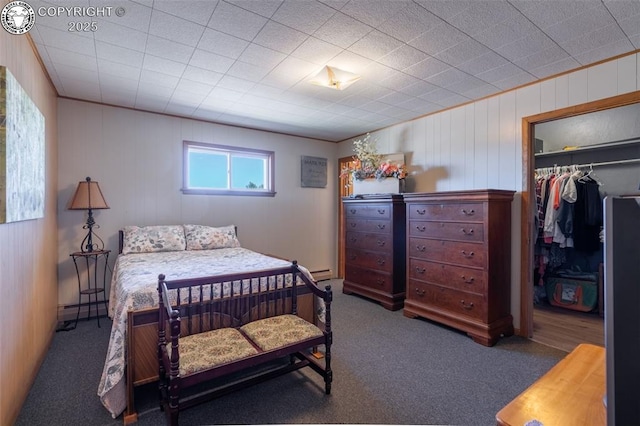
[227,61,272,82]
[495,31,557,62]
[136,85,174,100]
[207,1,269,41]
[169,89,207,106]
[327,50,373,73]
[291,37,343,65]
[149,9,206,47]
[413,0,475,21]
[270,56,319,83]
[271,0,336,34]
[456,51,510,75]
[376,2,440,43]
[458,84,501,99]
[145,35,194,64]
[152,0,218,25]
[528,57,582,79]
[404,56,450,79]
[102,91,136,108]
[473,12,539,50]
[97,1,152,32]
[345,81,394,100]
[617,14,640,39]
[630,34,640,49]
[93,20,148,52]
[409,22,469,56]
[217,75,256,93]
[175,79,214,96]
[492,71,536,90]
[378,44,429,71]
[377,104,414,119]
[99,73,139,90]
[139,69,180,89]
[182,66,224,86]
[35,26,95,55]
[95,41,144,68]
[378,73,422,91]
[197,28,250,59]
[253,21,309,54]
[97,59,141,81]
[560,24,630,57]
[340,0,412,27]
[433,93,471,108]
[445,75,488,95]
[312,12,373,49]
[475,62,524,84]
[398,80,439,97]
[61,80,101,99]
[446,0,520,36]
[348,30,405,61]
[398,97,441,113]
[425,67,470,87]
[434,38,492,67]
[510,0,595,28]
[55,65,100,85]
[46,46,97,71]
[359,100,394,113]
[164,103,198,116]
[377,90,415,106]
[206,86,245,102]
[225,0,283,18]
[135,97,169,112]
[513,45,570,71]
[143,55,186,77]
[236,44,285,69]
[572,38,636,66]
[543,4,616,44]
[189,49,235,74]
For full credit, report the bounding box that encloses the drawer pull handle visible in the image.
[461,209,475,216]
[377,224,386,230]
[416,245,426,252]
[416,209,426,215]
[349,255,357,260]
[461,250,474,258]
[461,275,475,284]
[377,240,386,247]
[377,209,386,215]
[415,288,425,296]
[461,228,474,235]
[350,222,357,228]
[416,225,426,232]
[376,259,386,266]
[460,300,474,310]
[350,237,357,243]
[350,209,356,214]
[415,267,426,274]
[376,278,385,286]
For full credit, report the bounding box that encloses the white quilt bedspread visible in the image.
[98,248,317,418]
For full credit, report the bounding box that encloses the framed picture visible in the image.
[301,156,327,188]
[0,66,46,223]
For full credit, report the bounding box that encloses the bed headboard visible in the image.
[118,226,239,254]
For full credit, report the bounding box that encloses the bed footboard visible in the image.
[124,285,317,423]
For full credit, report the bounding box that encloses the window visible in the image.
[182,141,275,196]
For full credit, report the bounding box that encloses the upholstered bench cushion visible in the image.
[240,314,323,352]
[174,328,259,376]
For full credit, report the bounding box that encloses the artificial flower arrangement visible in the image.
[340,133,406,181]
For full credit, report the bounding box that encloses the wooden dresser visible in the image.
[342,194,406,310]
[403,189,514,346]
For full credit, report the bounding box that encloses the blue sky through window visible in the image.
[189,152,265,189]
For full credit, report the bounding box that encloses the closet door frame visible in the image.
[519,90,640,338]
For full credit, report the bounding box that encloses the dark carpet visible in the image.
[16,279,565,425]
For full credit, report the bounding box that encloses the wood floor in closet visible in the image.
[531,305,604,353]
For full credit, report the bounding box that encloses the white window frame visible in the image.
[182,140,276,197]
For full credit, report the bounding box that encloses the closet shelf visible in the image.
[535,138,640,158]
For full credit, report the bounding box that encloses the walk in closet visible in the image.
[531,103,640,352]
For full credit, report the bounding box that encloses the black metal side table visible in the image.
[70,249,110,328]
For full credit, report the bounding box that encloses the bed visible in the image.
[97,224,322,423]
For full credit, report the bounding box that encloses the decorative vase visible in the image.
[352,177,404,195]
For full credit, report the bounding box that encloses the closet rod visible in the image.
[572,158,640,168]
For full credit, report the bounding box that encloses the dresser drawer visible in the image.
[345,218,392,234]
[408,202,484,221]
[345,247,392,272]
[345,203,391,219]
[407,280,486,321]
[409,221,484,242]
[345,264,392,293]
[409,258,486,293]
[346,231,393,252]
[409,238,486,268]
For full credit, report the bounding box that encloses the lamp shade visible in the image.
[68,177,109,210]
[309,65,361,91]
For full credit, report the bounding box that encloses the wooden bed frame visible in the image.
[116,231,318,424]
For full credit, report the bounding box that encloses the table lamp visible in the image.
[68,176,110,252]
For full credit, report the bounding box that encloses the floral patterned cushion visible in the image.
[240,314,324,352]
[173,328,259,376]
[184,224,241,250]
[121,225,186,255]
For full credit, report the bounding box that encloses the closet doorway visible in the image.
[521,91,640,352]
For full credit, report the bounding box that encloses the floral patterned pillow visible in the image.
[184,224,241,250]
[121,225,186,255]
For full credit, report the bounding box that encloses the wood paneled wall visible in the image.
[0,33,59,425]
[338,52,640,331]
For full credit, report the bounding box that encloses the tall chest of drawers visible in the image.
[342,195,406,310]
[403,190,515,346]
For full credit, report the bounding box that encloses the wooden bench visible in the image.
[157,262,332,426]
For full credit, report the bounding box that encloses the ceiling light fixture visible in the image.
[309,65,361,91]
